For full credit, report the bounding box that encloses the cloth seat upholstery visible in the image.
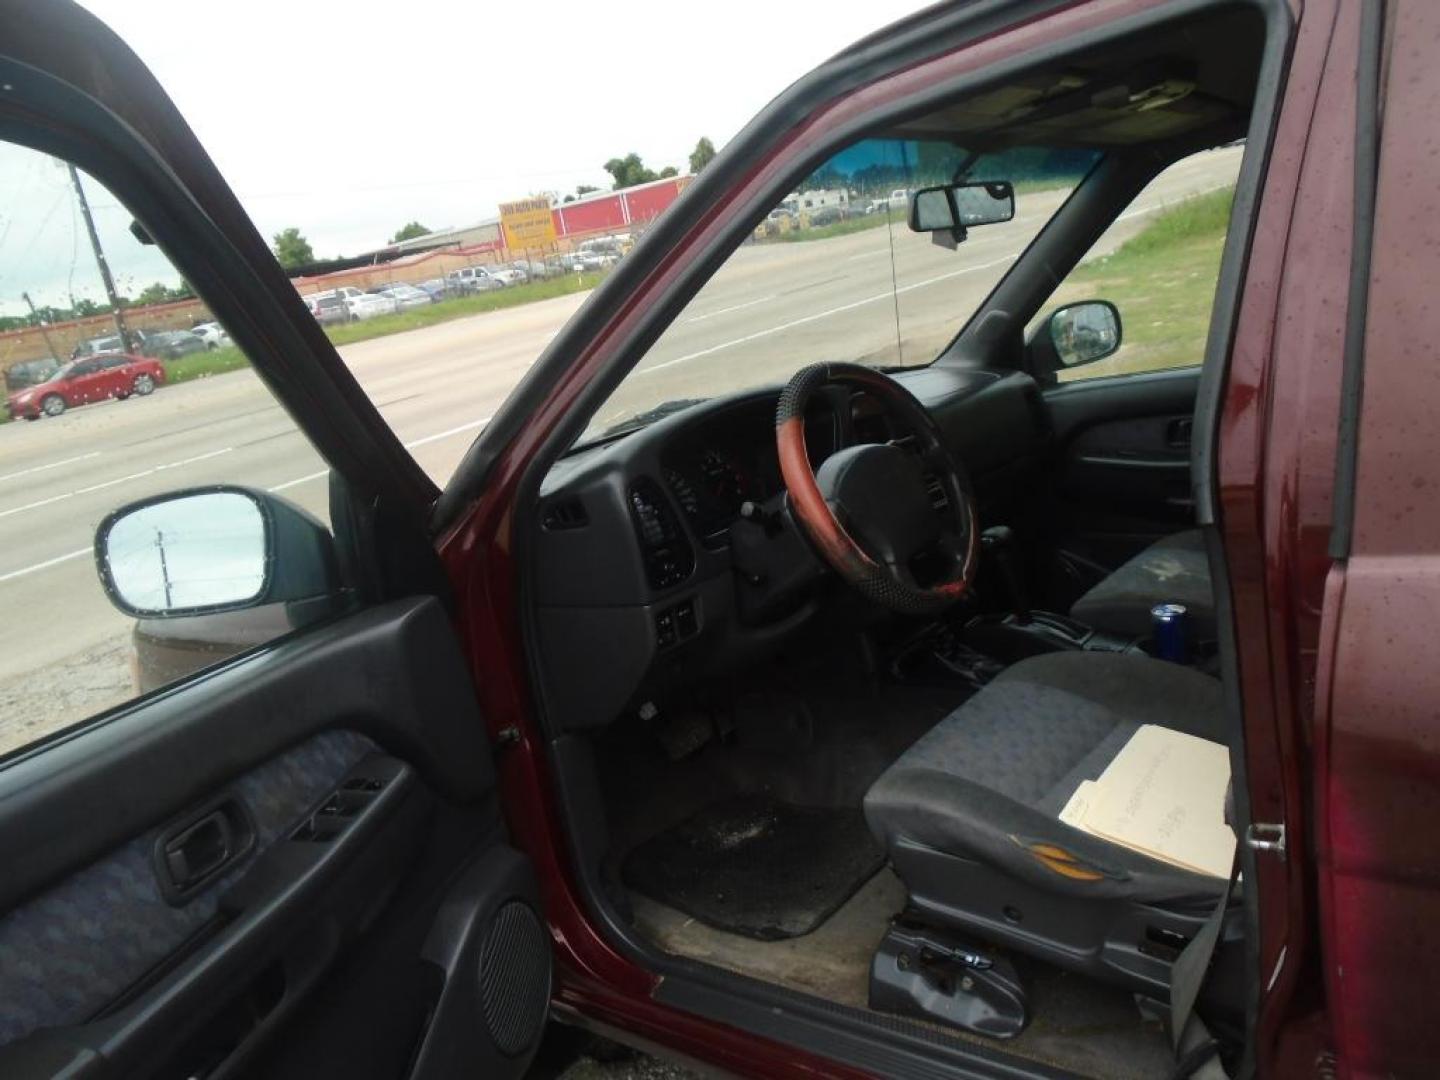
[864,651,1229,905]
[1069,530,1215,639]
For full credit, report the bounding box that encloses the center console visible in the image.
[888,525,1148,690]
[961,609,1144,665]
[963,524,1146,664]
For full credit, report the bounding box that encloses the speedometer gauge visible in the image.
[699,450,746,509]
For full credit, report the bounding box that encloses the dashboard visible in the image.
[659,401,841,544]
[530,367,1052,733]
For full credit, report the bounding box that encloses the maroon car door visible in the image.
[1312,3,1440,1076]
[0,6,550,1079]
[66,359,104,402]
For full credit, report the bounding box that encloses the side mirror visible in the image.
[909,181,1015,247]
[1044,300,1123,369]
[94,485,337,618]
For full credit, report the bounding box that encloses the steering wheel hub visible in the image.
[815,443,940,567]
[775,361,978,614]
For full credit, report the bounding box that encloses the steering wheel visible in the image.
[775,362,979,614]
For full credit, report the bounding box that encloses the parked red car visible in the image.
[5,351,164,419]
[1,3,1434,1080]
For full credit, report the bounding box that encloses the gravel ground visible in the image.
[554,1054,699,1080]
[530,1026,703,1080]
[0,632,133,756]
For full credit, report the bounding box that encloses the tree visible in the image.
[689,136,717,174]
[565,183,601,204]
[272,227,315,269]
[389,221,431,244]
[659,166,679,179]
[603,153,659,191]
[797,164,846,193]
[134,281,192,307]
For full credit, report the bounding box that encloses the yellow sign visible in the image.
[499,197,556,252]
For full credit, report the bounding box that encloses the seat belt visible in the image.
[1168,852,1241,1077]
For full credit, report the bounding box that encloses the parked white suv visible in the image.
[445,266,503,294]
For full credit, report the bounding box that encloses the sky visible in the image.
[1,0,932,317]
[90,1,928,254]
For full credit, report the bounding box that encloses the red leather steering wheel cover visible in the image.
[777,414,881,578]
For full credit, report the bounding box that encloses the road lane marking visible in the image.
[640,255,1015,374]
[0,452,100,485]
[268,470,328,493]
[403,416,491,450]
[265,415,495,493]
[0,447,235,521]
[0,547,91,584]
[682,296,775,323]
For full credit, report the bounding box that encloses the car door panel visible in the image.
[67,363,99,403]
[103,360,128,397]
[1039,366,1201,583]
[0,597,550,1080]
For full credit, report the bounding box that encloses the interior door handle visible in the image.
[1167,417,1193,447]
[154,794,255,903]
[166,811,231,887]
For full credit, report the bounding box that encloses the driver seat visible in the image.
[863,650,1235,1002]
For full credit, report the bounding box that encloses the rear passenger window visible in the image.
[1030,146,1243,382]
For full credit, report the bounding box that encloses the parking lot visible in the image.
[0,147,1239,753]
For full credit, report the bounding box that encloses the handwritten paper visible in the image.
[1058,725,1234,878]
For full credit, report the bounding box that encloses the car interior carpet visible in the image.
[621,794,886,940]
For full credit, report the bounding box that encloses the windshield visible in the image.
[577,140,1100,445]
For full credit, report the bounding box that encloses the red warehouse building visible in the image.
[549,175,691,242]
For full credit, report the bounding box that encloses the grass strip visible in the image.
[158,271,608,388]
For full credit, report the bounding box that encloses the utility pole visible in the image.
[20,292,62,365]
[67,163,129,349]
[154,529,174,609]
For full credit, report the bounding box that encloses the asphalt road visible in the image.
[0,146,1240,753]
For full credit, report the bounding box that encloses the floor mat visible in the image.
[622,796,884,940]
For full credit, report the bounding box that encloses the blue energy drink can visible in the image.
[1151,602,1190,663]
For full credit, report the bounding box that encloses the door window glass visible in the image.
[0,142,345,759]
[1029,146,1244,382]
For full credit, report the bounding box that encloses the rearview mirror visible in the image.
[1046,300,1122,368]
[909,181,1015,243]
[95,485,336,618]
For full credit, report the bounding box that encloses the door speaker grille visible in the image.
[478,900,550,1056]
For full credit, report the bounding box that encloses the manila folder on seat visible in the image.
[1059,724,1234,878]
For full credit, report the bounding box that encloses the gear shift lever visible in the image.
[980,526,1029,624]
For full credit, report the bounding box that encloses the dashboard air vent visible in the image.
[627,478,694,590]
[542,498,589,530]
[922,472,949,512]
